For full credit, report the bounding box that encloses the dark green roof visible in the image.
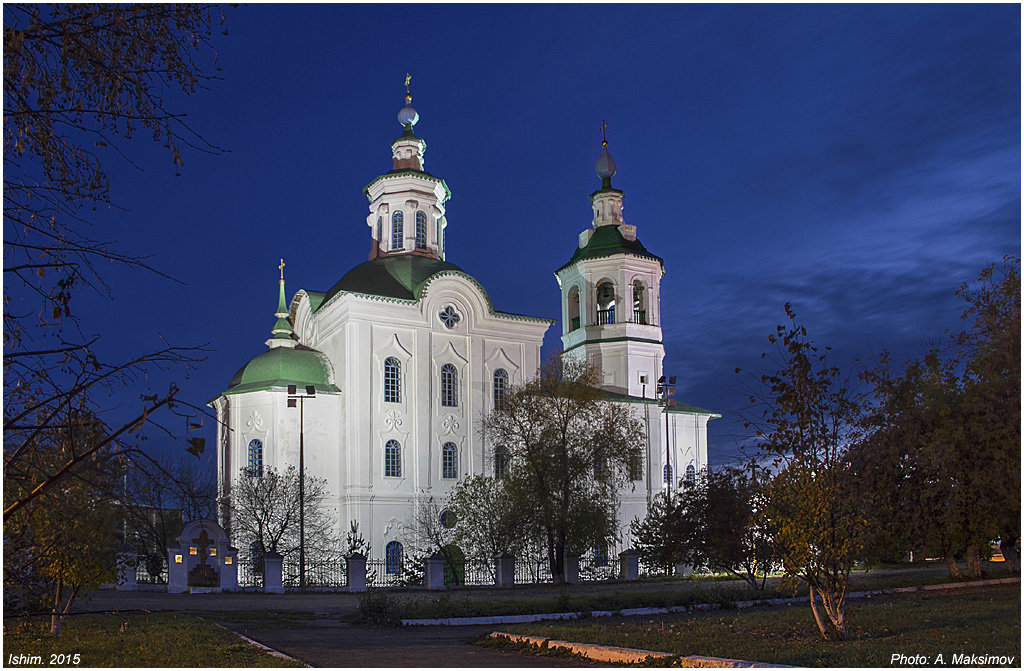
[556,225,663,274]
[223,345,340,396]
[316,254,554,324]
[321,255,465,305]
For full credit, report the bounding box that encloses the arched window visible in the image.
[663,464,673,486]
[567,286,581,331]
[494,445,508,479]
[440,363,458,407]
[685,464,696,485]
[376,216,383,248]
[632,280,647,324]
[385,541,404,575]
[596,280,616,325]
[415,211,427,249]
[391,211,404,250]
[384,357,401,403]
[493,369,508,410]
[439,509,456,529]
[594,455,607,478]
[247,439,263,478]
[442,442,458,479]
[385,439,402,478]
[629,455,643,481]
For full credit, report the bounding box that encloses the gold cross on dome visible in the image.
[600,120,608,145]
[405,73,411,94]
[279,258,285,281]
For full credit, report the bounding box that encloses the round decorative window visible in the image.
[439,509,456,529]
[439,305,461,329]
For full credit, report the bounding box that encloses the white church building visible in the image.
[209,88,718,569]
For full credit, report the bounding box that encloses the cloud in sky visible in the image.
[8,4,1016,471]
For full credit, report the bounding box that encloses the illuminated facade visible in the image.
[209,89,717,564]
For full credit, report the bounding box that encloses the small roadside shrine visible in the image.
[167,519,238,593]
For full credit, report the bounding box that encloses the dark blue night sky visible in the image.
[56,4,1020,471]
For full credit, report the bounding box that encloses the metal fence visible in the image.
[136,562,167,585]
[443,558,494,586]
[515,557,553,584]
[366,559,409,587]
[638,559,673,579]
[283,558,347,589]
[579,555,617,581]
[237,556,264,588]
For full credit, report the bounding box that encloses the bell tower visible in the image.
[555,126,666,398]
[365,75,451,261]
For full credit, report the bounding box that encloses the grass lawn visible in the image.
[2,613,304,667]
[495,584,1020,667]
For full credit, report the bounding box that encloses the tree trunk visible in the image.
[808,585,829,640]
[820,589,846,641]
[964,543,984,579]
[50,579,63,637]
[1000,536,1020,575]
[941,536,963,580]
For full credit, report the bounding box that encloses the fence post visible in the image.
[263,551,284,594]
[425,553,446,590]
[494,553,515,588]
[346,552,367,592]
[619,548,640,581]
[167,542,187,594]
[563,551,580,585]
[116,545,138,591]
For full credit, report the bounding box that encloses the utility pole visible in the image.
[657,375,676,492]
[287,384,316,591]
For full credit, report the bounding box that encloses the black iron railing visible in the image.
[596,308,615,325]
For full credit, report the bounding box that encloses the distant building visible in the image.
[208,87,717,565]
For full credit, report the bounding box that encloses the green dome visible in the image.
[225,345,340,395]
[320,255,467,307]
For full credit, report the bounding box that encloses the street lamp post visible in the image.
[657,375,676,492]
[287,384,316,591]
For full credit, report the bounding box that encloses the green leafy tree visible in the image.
[3,408,121,636]
[631,466,776,587]
[743,304,866,640]
[630,491,693,575]
[859,258,1020,578]
[483,358,645,583]
[698,466,777,589]
[449,475,530,563]
[956,258,1020,574]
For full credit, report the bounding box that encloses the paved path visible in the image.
[213,618,602,668]
[75,590,601,667]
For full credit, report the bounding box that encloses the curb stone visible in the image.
[200,617,308,666]
[401,576,1019,626]
[489,632,794,667]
